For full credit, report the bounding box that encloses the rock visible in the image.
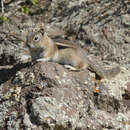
[0,61,129,129]
[0,0,130,129]
[0,32,31,65]
[121,14,130,26]
[23,113,37,129]
[45,0,130,64]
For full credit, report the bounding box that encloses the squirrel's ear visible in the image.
[39,28,44,35]
[44,32,55,44]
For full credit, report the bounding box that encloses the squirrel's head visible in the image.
[26,31,43,49]
[26,31,55,50]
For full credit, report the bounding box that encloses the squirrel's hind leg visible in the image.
[64,65,79,71]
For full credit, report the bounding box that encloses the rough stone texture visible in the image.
[45,0,130,65]
[0,0,130,129]
[0,62,130,130]
[0,30,31,65]
[1,0,130,66]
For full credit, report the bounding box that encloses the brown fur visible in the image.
[26,32,120,78]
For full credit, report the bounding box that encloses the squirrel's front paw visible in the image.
[36,58,50,62]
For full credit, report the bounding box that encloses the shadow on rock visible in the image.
[0,62,32,85]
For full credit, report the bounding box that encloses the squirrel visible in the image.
[26,31,120,79]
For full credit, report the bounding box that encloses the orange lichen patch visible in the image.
[92,77,102,93]
[92,77,102,84]
[93,86,100,93]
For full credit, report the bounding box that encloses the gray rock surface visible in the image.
[0,0,130,129]
[46,0,130,65]
[0,62,130,129]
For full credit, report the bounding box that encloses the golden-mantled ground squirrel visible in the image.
[26,31,120,79]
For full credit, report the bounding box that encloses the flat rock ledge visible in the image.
[0,62,130,130]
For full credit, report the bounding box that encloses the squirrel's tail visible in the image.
[98,66,120,79]
[87,56,120,79]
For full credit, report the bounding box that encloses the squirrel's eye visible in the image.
[33,35,40,42]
